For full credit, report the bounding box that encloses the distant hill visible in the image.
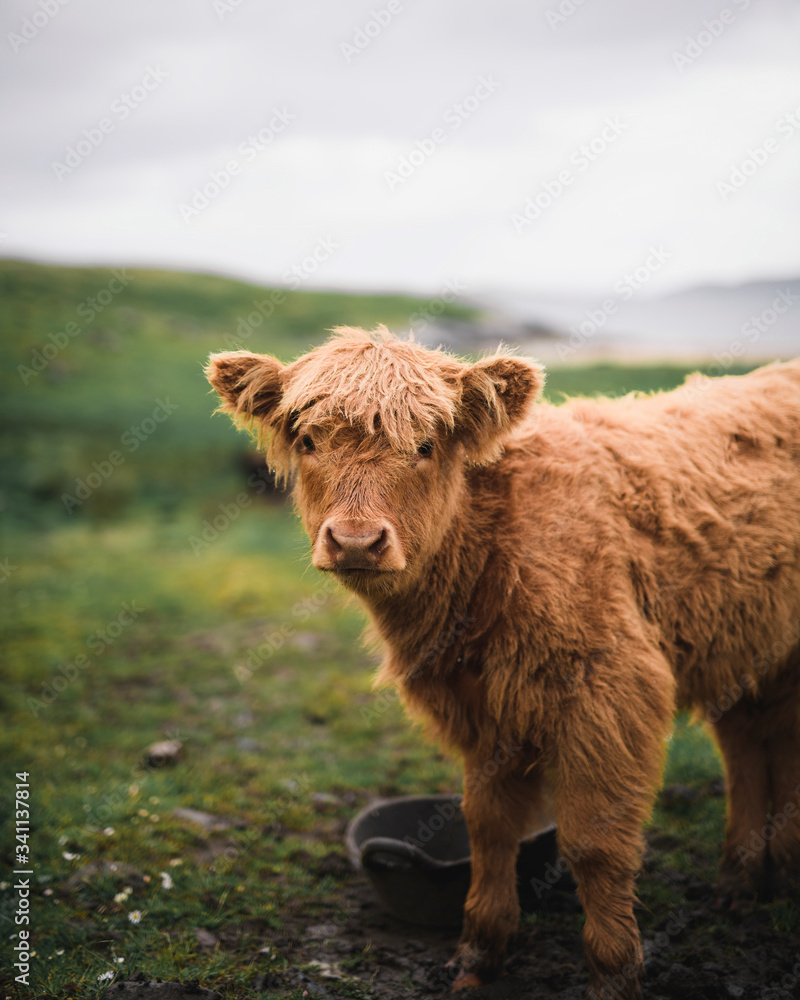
[472,278,800,362]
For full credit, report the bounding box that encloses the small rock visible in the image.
[308,961,340,979]
[172,808,233,832]
[145,740,183,768]
[194,928,218,950]
[307,923,340,940]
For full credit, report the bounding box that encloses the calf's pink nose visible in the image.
[327,525,386,560]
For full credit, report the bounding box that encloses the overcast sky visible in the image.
[1,0,799,300]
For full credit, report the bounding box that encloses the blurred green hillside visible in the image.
[0,258,741,527]
[0,259,481,524]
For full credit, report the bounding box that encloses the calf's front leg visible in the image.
[449,763,545,990]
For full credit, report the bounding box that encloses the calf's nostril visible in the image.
[369,530,387,556]
[326,527,343,555]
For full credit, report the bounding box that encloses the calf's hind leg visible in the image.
[763,666,800,897]
[711,698,771,902]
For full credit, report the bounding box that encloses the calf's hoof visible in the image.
[445,962,485,992]
[714,865,764,910]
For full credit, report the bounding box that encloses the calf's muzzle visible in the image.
[314,518,405,572]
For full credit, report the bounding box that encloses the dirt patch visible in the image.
[248,849,800,999]
[103,974,220,999]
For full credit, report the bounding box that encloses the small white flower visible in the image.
[128,910,143,924]
[103,827,115,836]
[62,852,79,861]
[58,836,68,846]
[168,858,182,867]
[98,971,114,982]
[159,872,173,890]
[0,882,8,890]
[114,892,129,904]
[44,889,53,896]
[56,949,64,956]
[116,957,125,964]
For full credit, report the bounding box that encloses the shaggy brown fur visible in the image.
[206,328,800,1000]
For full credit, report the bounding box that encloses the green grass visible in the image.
[0,260,780,998]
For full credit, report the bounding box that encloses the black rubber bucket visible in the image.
[345,794,560,928]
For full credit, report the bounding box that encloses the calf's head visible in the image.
[206,327,543,598]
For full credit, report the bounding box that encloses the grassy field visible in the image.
[0,260,792,999]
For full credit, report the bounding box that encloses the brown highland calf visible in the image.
[207,328,800,999]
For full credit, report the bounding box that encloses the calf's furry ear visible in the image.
[205,351,285,421]
[457,355,544,463]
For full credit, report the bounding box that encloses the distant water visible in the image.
[473,280,800,363]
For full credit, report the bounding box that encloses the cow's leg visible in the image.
[550,650,674,1000]
[763,666,800,898]
[448,762,547,990]
[711,698,771,902]
[554,782,653,1000]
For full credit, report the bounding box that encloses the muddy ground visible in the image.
[236,830,800,1000]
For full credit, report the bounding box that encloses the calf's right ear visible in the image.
[205,351,285,420]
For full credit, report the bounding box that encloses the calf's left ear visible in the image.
[205,350,285,421]
[457,355,544,462]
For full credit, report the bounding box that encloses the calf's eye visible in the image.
[417,441,433,458]
[301,434,315,452]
